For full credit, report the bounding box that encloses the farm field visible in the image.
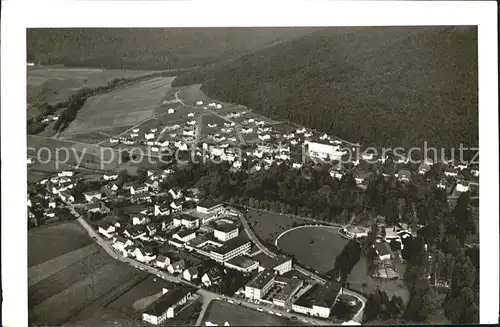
[60,77,176,136]
[28,221,92,267]
[202,300,297,326]
[245,209,308,244]
[276,226,347,273]
[28,135,121,170]
[29,247,147,325]
[28,244,100,287]
[27,67,154,117]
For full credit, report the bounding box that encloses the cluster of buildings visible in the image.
[244,266,343,319]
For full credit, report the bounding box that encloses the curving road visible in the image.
[234,208,366,323]
[67,203,342,326]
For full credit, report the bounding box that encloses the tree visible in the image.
[404,278,438,322]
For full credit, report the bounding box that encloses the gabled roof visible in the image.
[185,266,198,276]
[374,242,392,256]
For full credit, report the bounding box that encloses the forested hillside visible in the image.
[174,26,478,150]
[27,28,320,69]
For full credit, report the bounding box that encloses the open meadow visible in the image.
[27,67,154,117]
[60,77,175,136]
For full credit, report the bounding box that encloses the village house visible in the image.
[173,230,196,243]
[170,199,184,212]
[154,204,170,216]
[132,214,148,225]
[201,268,223,287]
[183,266,199,282]
[133,246,157,264]
[146,179,160,191]
[112,236,134,254]
[168,187,184,200]
[84,190,102,203]
[59,191,75,203]
[86,201,109,214]
[131,183,149,195]
[167,260,186,274]
[98,224,117,239]
[132,193,153,204]
[156,255,171,269]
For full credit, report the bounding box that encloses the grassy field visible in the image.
[245,209,308,244]
[276,226,347,273]
[28,221,92,267]
[27,67,153,117]
[60,77,175,136]
[28,135,120,170]
[107,276,177,314]
[29,247,147,325]
[203,300,296,326]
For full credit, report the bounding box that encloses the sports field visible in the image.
[60,77,175,136]
[245,209,308,244]
[276,226,348,273]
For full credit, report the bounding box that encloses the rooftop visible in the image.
[246,269,276,290]
[258,254,291,270]
[143,286,193,316]
[175,229,196,239]
[274,278,303,301]
[294,281,342,309]
[211,237,250,256]
[374,242,392,256]
[214,223,238,233]
[180,214,200,222]
[198,199,222,209]
[226,256,258,269]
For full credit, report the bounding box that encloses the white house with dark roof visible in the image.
[168,187,184,200]
[83,190,102,203]
[154,204,170,216]
[374,242,392,261]
[173,230,196,243]
[183,266,199,281]
[196,200,223,215]
[156,255,171,269]
[167,260,186,274]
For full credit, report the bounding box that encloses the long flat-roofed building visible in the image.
[304,140,346,160]
[245,269,276,301]
[257,255,292,275]
[197,199,224,215]
[210,237,251,262]
[224,255,259,273]
[142,285,193,325]
[292,281,342,318]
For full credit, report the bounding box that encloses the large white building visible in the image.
[210,238,251,262]
[213,223,239,242]
[304,140,346,160]
[244,269,276,301]
[257,255,292,275]
[292,282,342,318]
[224,256,259,273]
[197,200,224,215]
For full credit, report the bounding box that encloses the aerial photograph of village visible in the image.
[25,26,480,326]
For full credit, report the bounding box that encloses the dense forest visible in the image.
[173,26,478,150]
[27,28,320,70]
